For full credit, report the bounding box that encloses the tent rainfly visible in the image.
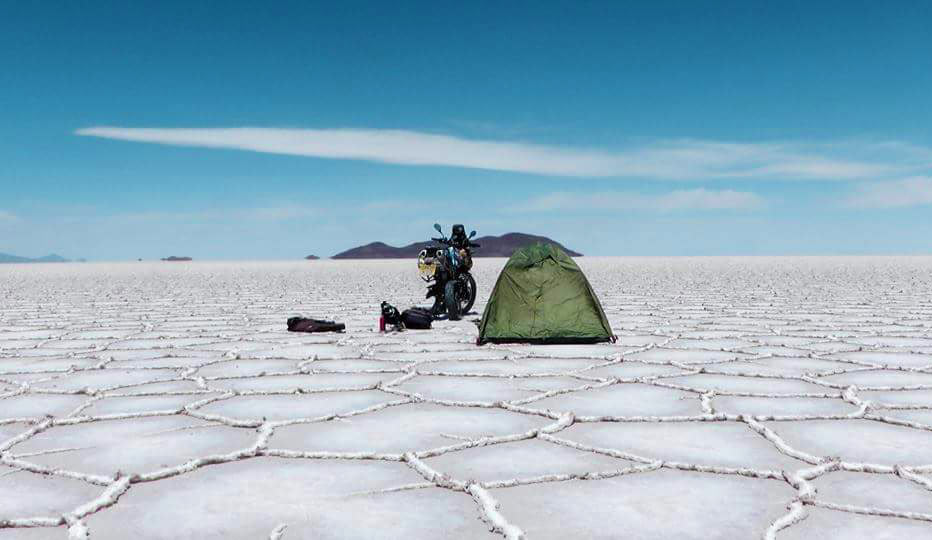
[477,243,615,345]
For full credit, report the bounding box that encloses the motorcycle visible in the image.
[417,223,479,321]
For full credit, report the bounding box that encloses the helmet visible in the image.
[450,224,467,247]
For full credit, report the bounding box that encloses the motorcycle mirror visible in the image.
[433,223,442,233]
[469,230,476,238]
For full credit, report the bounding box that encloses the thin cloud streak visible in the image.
[844,177,932,208]
[511,189,765,212]
[0,210,19,223]
[76,126,910,180]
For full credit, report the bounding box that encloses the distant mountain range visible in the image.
[331,232,581,259]
[0,253,69,264]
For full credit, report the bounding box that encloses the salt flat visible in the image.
[2,257,932,539]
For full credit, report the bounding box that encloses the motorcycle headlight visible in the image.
[417,251,436,280]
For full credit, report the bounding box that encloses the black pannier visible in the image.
[401,307,434,329]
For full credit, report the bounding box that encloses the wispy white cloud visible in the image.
[0,210,19,223]
[76,126,919,181]
[843,177,932,208]
[511,189,765,213]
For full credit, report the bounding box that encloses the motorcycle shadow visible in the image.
[433,310,479,320]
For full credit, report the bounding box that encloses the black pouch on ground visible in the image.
[287,317,346,333]
[401,307,433,329]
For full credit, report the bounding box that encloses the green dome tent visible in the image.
[477,243,615,345]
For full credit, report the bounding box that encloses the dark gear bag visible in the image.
[401,307,434,330]
[287,317,345,333]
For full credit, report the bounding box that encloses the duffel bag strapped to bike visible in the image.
[287,317,346,333]
[401,307,434,330]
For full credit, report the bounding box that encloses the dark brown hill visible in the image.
[331,233,581,259]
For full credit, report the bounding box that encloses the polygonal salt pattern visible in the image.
[426,439,629,483]
[584,360,686,379]
[824,369,932,387]
[423,357,598,376]
[526,382,698,417]
[862,388,932,407]
[712,395,858,417]
[763,419,932,465]
[558,421,804,471]
[3,257,932,538]
[206,372,389,392]
[81,394,216,416]
[271,402,548,454]
[0,394,87,418]
[780,508,932,540]
[396,374,582,403]
[85,458,494,539]
[811,471,932,518]
[492,470,791,539]
[12,416,258,477]
[708,357,853,377]
[197,390,395,422]
[0,466,100,520]
[665,373,829,394]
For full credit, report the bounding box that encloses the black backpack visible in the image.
[401,307,434,330]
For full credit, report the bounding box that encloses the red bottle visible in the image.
[379,316,386,332]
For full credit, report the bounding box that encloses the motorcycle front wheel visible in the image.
[444,280,461,321]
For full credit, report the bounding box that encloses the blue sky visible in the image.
[2,1,932,259]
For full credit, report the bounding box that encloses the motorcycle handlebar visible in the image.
[430,237,479,248]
